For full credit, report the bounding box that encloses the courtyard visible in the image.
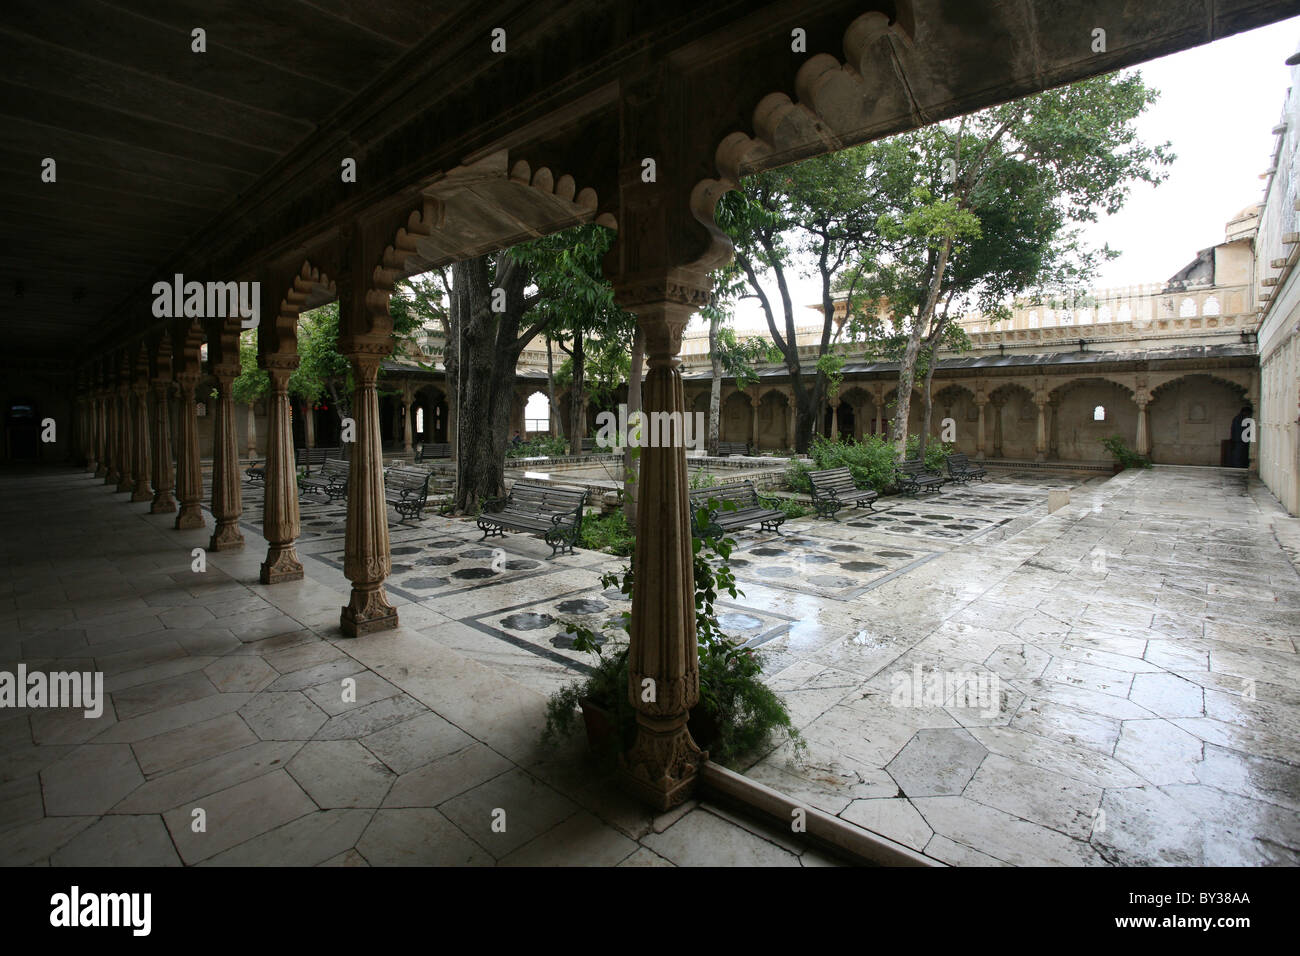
[3,462,1297,866]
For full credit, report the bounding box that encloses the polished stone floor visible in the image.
[3,463,1298,866]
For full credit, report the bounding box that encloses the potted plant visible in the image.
[543,510,804,767]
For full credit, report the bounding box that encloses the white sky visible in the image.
[715,14,1300,333]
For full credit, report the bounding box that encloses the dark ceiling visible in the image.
[0,0,468,357]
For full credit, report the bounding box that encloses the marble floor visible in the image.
[2,463,1298,866]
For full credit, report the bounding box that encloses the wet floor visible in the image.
[3,463,1298,865]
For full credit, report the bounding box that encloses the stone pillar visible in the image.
[402,384,414,454]
[785,395,796,449]
[1048,400,1060,460]
[830,399,841,441]
[874,397,883,436]
[613,281,705,811]
[975,399,987,460]
[87,394,100,474]
[94,393,108,478]
[131,379,153,502]
[992,402,1004,458]
[115,387,134,493]
[150,381,177,513]
[208,368,245,551]
[1034,398,1047,462]
[304,405,316,449]
[1135,397,1150,457]
[246,403,258,459]
[261,365,304,584]
[750,394,761,451]
[340,352,398,636]
[174,373,205,530]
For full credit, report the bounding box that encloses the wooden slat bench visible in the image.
[384,465,432,520]
[580,437,596,453]
[414,442,450,462]
[946,453,988,483]
[808,466,878,519]
[715,441,750,457]
[478,481,586,556]
[298,458,349,501]
[244,460,265,482]
[896,459,945,496]
[689,480,785,537]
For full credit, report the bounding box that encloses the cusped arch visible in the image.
[692,6,913,276]
[1149,373,1247,403]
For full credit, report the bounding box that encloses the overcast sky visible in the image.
[716,14,1300,332]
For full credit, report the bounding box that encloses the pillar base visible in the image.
[340,585,398,637]
[174,505,204,530]
[150,492,177,514]
[131,485,152,503]
[209,522,245,551]
[116,477,133,493]
[620,713,706,812]
[260,546,304,585]
[105,471,119,486]
[95,465,107,479]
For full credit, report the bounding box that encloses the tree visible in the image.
[718,148,877,452]
[429,224,633,511]
[844,71,1172,456]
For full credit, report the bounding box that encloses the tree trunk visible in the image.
[546,336,562,437]
[623,324,644,524]
[891,239,953,458]
[568,332,585,455]
[708,314,722,456]
[918,349,937,462]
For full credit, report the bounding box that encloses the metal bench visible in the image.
[808,466,878,519]
[946,452,987,483]
[896,459,945,496]
[294,446,341,475]
[298,457,349,501]
[580,437,596,453]
[689,480,785,537]
[244,460,265,482]
[478,481,586,556]
[384,465,432,520]
[715,441,750,457]
[414,442,450,462]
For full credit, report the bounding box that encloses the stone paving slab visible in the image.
[0,469,830,867]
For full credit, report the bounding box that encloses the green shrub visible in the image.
[542,525,804,767]
[786,434,954,494]
[1099,435,1151,469]
[506,435,567,458]
[578,510,635,556]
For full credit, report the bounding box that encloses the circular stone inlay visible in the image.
[453,567,496,580]
[752,547,785,557]
[419,555,457,566]
[811,574,856,588]
[505,559,540,571]
[391,563,412,574]
[392,546,420,555]
[801,554,834,564]
[402,575,448,590]
[557,599,608,615]
[758,566,794,578]
[840,561,886,572]
[875,550,912,558]
[550,629,605,650]
[718,612,763,631]
[501,612,553,630]
[829,544,859,553]
[428,539,461,549]
[459,548,496,559]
